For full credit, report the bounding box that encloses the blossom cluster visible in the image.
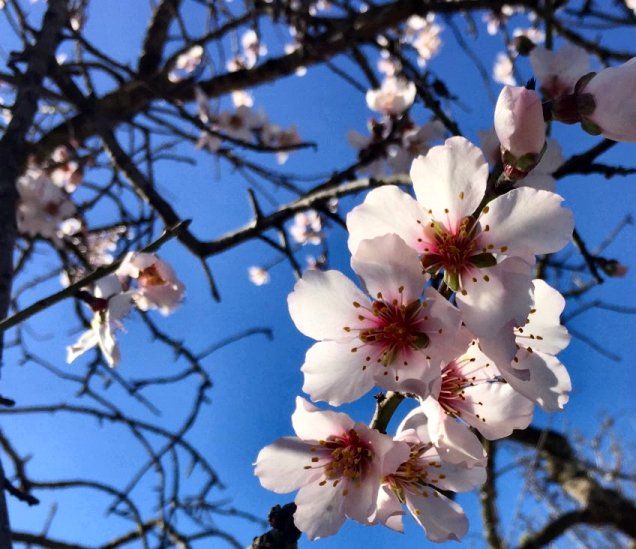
[67,252,185,367]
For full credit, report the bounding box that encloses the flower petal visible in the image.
[351,233,427,303]
[410,136,488,232]
[346,186,428,254]
[288,270,370,341]
[404,488,468,542]
[254,437,318,493]
[301,340,376,406]
[479,188,574,257]
[291,397,354,441]
[294,480,346,540]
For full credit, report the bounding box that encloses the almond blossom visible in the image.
[67,275,133,367]
[400,343,534,467]
[289,210,323,245]
[371,422,486,541]
[530,44,591,99]
[287,234,463,405]
[366,77,416,116]
[402,15,442,67]
[347,137,574,359]
[117,252,185,315]
[248,266,270,286]
[17,167,76,242]
[347,120,390,177]
[260,123,302,164]
[254,397,409,540]
[241,29,267,68]
[493,53,516,86]
[216,105,265,143]
[386,120,446,174]
[50,146,83,192]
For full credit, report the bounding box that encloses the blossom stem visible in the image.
[370,392,405,434]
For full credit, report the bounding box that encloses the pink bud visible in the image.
[584,58,636,142]
[494,86,546,159]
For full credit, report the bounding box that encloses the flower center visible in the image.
[384,442,443,501]
[437,363,471,417]
[319,429,374,481]
[421,217,478,275]
[139,264,166,287]
[356,298,429,366]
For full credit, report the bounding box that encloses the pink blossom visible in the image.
[494,86,546,164]
[50,147,83,192]
[403,15,442,67]
[67,275,133,367]
[530,44,591,99]
[17,167,76,242]
[117,253,185,315]
[347,137,574,359]
[582,58,636,142]
[366,77,416,116]
[386,120,446,174]
[287,234,464,405]
[216,105,265,142]
[241,29,267,68]
[255,397,410,540]
[248,266,270,286]
[289,210,323,245]
[260,123,302,164]
[371,422,485,541]
[401,342,534,466]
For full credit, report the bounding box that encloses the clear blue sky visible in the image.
[2,1,635,547]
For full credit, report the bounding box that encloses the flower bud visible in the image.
[494,86,546,176]
[581,58,636,142]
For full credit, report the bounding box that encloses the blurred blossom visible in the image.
[403,15,442,67]
[366,76,416,116]
[168,45,204,82]
[261,123,302,164]
[482,5,515,35]
[493,53,516,86]
[241,29,267,68]
[249,266,270,286]
[290,210,323,245]
[530,44,591,99]
[50,146,83,192]
[512,27,545,46]
[284,43,307,76]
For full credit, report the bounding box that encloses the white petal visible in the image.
[503,351,571,411]
[346,186,428,254]
[294,481,346,540]
[291,396,354,441]
[410,136,488,232]
[457,258,533,337]
[254,437,318,493]
[458,381,534,440]
[287,270,370,341]
[479,188,574,257]
[66,329,98,363]
[301,340,376,406]
[372,485,404,532]
[351,233,427,303]
[404,488,468,542]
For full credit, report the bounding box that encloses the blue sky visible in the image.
[2,1,635,547]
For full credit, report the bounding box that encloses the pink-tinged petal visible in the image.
[363,425,411,476]
[479,188,574,256]
[420,398,487,467]
[351,234,427,303]
[457,381,534,440]
[503,351,571,411]
[108,292,134,322]
[254,437,318,493]
[410,136,488,232]
[291,397,354,441]
[372,485,404,532]
[477,328,517,372]
[457,259,533,337]
[423,288,468,363]
[343,477,379,523]
[294,481,346,540]
[396,406,432,444]
[301,340,376,406]
[586,58,636,142]
[428,455,487,492]
[94,274,123,299]
[404,488,468,542]
[518,279,570,355]
[346,186,429,254]
[373,349,439,398]
[494,86,545,158]
[453,343,500,382]
[287,270,370,341]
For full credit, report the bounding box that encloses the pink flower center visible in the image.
[139,264,166,287]
[349,296,430,369]
[384,442,444,500]
[421,217,479,275]
[437,363,471,417]
[310,429,374,482]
